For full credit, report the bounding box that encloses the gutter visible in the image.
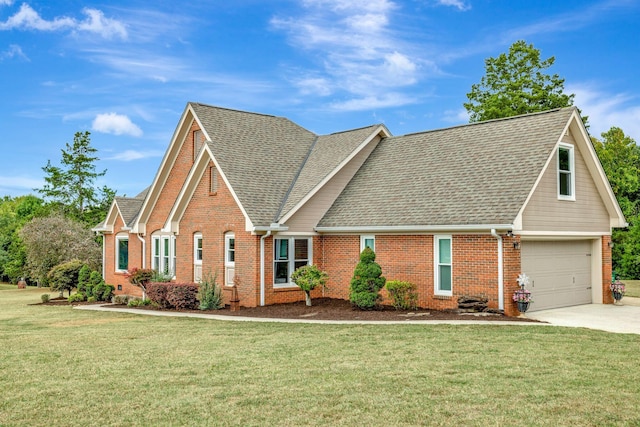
[491,229,504,311]
[315,224,514,233]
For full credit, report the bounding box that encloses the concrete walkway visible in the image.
[75,297,640,334]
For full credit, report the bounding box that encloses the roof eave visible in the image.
[314,224,514,233]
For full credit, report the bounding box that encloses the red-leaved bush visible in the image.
[146,282,199,310]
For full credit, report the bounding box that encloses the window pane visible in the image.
[294,239,308,260]
[439,265,451,291]
[560,171,571,196]
[118,239,128,271]
[559,148,570,171]
[274,261,289,283]
[438,238,451,264]
[275,239,288,260]
[364,238,375,250]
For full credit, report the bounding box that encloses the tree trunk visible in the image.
[305,291,312,306]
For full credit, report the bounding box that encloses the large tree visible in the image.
[592,127,640,278]
[37,131,115,226]
[464,40,575,122]
[20,213,101,286]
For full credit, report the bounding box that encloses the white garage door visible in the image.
[521,240,592,311]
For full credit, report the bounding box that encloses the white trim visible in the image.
[115,234,129,273]
[315,224,513,233]
[360,235,375,252]
[557,142,575,201]
[151,232,176,278]
[518,230,611,238]
[434,235,452,297]
[194,233,203,264]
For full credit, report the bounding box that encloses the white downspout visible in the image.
[491,229,504,311]
[136,234,146,268]
[260,230,272,307]
[101,233,106,280]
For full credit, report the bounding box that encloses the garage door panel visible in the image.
[522,240,592,311]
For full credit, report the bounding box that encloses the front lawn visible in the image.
[621,279,640,298]
[0,288,639,426]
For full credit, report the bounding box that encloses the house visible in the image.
[94,103,626,316]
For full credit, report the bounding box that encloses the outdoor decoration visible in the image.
[513,273,533,313]
[610,279,625,304]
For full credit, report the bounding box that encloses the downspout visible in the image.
[260,230,272,307]
[136,234,146,268]
[101,233,106,280]
[491,229,504,311]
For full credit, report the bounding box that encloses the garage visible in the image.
[521,240,593,311]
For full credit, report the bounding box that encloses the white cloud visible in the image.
[0,44,28,61]
[0,0,14,6]
[436,0,471,11]
[92,113,143,137]
[570,84,640,142]
[330,92,417,111]
[105,149,164,162]
[272,0,423,109]
[0,4,127,39]
[0,175,43,191]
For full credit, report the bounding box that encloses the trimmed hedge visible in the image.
[146,282,199,310]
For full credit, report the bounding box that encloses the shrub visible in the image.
[349,247,386,310]
[48,259,84,297]
[167,283,199,310]
[41,293,50,303]
[87,296,96,303]
[198,272,224,310]
[92,282,115,302]
[77,265,91,294]
[290,264,328,306]
[146,282,169,308]
[68,292,86,303]
[113,295,130,305]
[385,280,418,310]
[151,270,173,283]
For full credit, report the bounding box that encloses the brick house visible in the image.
[94,103,625,316]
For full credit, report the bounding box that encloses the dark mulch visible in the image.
[102,297,539,323]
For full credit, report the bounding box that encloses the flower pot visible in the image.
[517,301,530,313]
[612,291,623,302]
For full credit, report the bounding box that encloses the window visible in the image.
[152,234,176,278]
[360,235,375,252]
[558,144,575,200]
[193,130,203,161]
[209,166,218,195]
[274,237,311,287]
[225,233,235,286]
[194,233,203,263]
[435,235,452,296]
[116,235,129,272]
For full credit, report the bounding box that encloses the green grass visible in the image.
[622,279,640,298]
[0,282,17,290]
[1,288,639,426]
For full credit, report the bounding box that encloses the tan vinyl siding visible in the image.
[522,141,610,232]
[285,137,381,232]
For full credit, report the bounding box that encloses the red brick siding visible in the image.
[103,214,143,297]
[602,235,613,304]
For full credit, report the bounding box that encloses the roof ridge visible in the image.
[325,124,382,136]
[189,102,279,119]
[400,107,575,138]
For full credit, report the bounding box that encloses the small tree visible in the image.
[126,267,155,298]
[48,259,84,297]
[290,264,328,307]
[77,264,91,294]
[349,247,386,310]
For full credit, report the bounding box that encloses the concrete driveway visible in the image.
[527,297,640,334]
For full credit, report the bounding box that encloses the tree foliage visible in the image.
[593,127,640,278]
[290,264,328,306]
[20,213,101,285]
[464,40,575,122]
[349,247,386,310]
[48,259,84,297]
[37,131,115,226]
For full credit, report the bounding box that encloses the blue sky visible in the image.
[1,0,639,198]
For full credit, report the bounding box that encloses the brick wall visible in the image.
[602,235,613,304]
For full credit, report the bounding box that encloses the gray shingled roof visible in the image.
[115,197,144,227]
[318,107,576,228]
[191,103,317,226]
[277,125,385,220]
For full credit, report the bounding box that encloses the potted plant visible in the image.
[610,279,625,304]
[513,273,533,314]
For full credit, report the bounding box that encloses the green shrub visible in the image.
[41,293,50,303]
[349,247,386,310]
[91,282,115,302]
[198,272,224,310]
[87,296,96,303]
[128,298,142,307]
[151,270,173,283]
[68,292,86,303]
[385,280,418,310]
[290,264,328,306]
[88,271,103,286]
[77,265,91,293]
[113,295,129,305]
[48,259,84,297]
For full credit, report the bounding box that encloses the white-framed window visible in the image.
[194,233,203,264]
[152,234,176,278]
[115,234,129,273]
[558,143,575,200]
[274,237,312,288]
[193,130,203,161]
[434,235,452,296]
[225,233,235,286]
[360,235,375,252]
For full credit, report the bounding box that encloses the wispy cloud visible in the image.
[436,0,471,11]
[271,0,425,110]
[0,0,14,6]
[92,113,143,137]
[0,4,127,39]
[0,44,28,61]
[0,176,43,192]
[570,84,640,141]
[105,149,164,161]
